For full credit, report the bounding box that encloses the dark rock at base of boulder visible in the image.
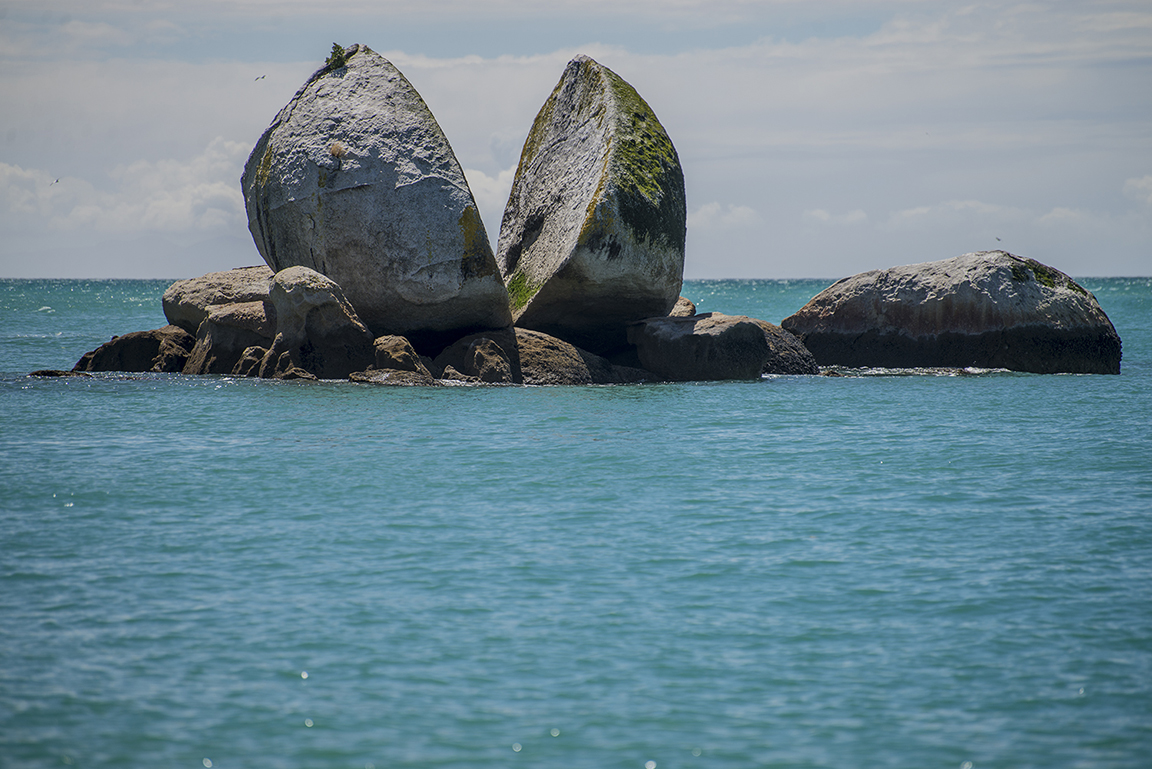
[73,325,196,373]
[515,328,655,385]
[374,336,432,376]
[781,251,1122,374]
[796,326,1120,374]
[183,301,275,375]
[749,319,819,375]
[626,313,770,381]
[439,365,481,383]
[30,369,93,378]
[350,368,439,386]
[430,328,521,384]
[232,346,267,377]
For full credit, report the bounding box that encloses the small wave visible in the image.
[819,365,1017,378]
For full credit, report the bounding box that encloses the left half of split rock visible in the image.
[240,44,511,351]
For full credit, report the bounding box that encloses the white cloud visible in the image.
[60,20,134,47]
[462,165,517,239]
[804,209,867,226]
[688,202,761,230]
[1123,175,1152,206]
[3,1,1151,277]
[0,138,247,235]
[882,200,1029,231]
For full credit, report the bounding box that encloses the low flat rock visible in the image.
[257,266,375,379]
[350,369,438,386]
[626,313,770,381]
[780,251,1122,374]
[162,266,274,335]
[496,55,686,354]
[241,44,511,348]
[516,328,654,385]
[73,326,195,374]
[29,370,93,378]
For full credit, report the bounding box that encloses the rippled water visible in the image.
[2,278,1150,768]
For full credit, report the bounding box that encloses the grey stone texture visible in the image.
[626,313,771,381]
[516,328,654,385]
[256,266,375,379]
[749,319,820,375]
[183,301,275,375]
[780,251,1122,374]
[496,55,686,354]
[162,266,274,335]
[241,44,511,348]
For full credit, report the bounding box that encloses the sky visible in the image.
[1,0,1150,280]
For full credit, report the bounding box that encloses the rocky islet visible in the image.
[65,47,1119,382]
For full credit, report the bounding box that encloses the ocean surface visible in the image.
[2,277,1150,769]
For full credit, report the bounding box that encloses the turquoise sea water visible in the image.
[2,278,1151,768]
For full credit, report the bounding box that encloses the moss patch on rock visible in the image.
[604,69,686,251]
[506,269,540,313]
[1009,255,1089,296]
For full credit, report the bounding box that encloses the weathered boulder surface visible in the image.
[626,313,770,381]
[516,328,653,385]
[183,301,275,375]
[749,319,820,375]
[257,266,375,379]
[496,55,687,354]
[670,296,697,317]
[430,328,521,384]
[162,266,274,335]
[780,251,1122,374]
[73,326,195,373]
[233,346,268,377]
[373,335,432,377]
[241,44,511,349]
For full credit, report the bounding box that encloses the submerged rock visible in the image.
[350,368,439,386]
[780,251,1122,374]
[626,313,770,381]
[241,44,511,349]
[73,326,195,374]
[496,55,686,353]
[29,370,93,378]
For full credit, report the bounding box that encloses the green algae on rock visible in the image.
[495,55,687,354]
